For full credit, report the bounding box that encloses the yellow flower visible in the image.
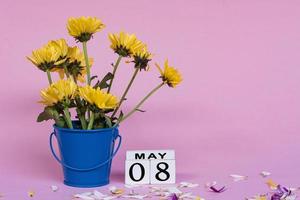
[27,45,61,71]
[255,195,267,200]
[53,46,94,82]
[67,46,94,66]
[132,46,152,70]
[67,16,105,42]
[79,86,118,110]
[39,79,77,106]
[108,32,145,57]
[155,60,182,88]
[47,39,68,59]
[266,179,278,190]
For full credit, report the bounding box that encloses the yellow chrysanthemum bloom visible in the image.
[108,32,145,57]
[68,46,94,66]
[67,16,105,42]
[39,79,77,106]
[53,46,94,82]
[47,39,69,59]
[27,45,61,71]
[79,86,118,110]
[132,46,152,70]
[155,60,182,88]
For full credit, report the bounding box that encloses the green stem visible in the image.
[46,69,53,85]
[116,82,165,125]
[107,55,122,93]
[87,112,95,130]
[82,41,91,119]
[79,114,87,129]
[111,67,139,118]
[64,65,70,78]
[63,108,73,129]
[82,42,91,85]
[53,111,64,127]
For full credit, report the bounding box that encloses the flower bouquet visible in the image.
[27,16,182,187]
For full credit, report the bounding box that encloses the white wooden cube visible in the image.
[150,159,176,184]
[125,160,150,185]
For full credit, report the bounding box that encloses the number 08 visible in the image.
[129,162,170,182]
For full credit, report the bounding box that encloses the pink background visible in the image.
[1,0,300,199]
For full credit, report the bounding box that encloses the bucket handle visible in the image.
[49,132,122,172]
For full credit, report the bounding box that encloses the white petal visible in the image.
[92,190,107,199]
[167,186,182,194]
[73,194,94,200]
[122,195,147,199]
[205,181,217,188]
[51,185,58,192]
[229,174,248,182]
[260,171,271,178]
[179,181,199,188]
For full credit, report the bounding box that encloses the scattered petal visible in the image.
[129,190,139,196]
[179,182,199,188]
[289,187,300,192]
[109,186,124,195]
[179,192,198,199]
[205,181,226,193]
[167,187,182,194]
[51,185,59,192]
[260,171,271,178]
[285,195,297,200]
[122,194,148,199]
[229,174,248,182]
[169,194,178,200]
[74,194,94,200]
[80,192,93,196]
[246,195,267,200]
[101,196,118,200]
[208,186,226,193]
[153,191,171,198]
[92,190,107,199]
[205,181,217,188]
[266,179,278,190]
[28,191,35,197]
[149,186,167,193]
[270,184,297,200]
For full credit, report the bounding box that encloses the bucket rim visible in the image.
[53,121,119,133]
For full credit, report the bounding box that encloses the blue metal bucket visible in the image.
[49,122,122,188]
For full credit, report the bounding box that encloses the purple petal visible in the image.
[170,194,178,200]
[209,186,226,193]
[271,193,282,200]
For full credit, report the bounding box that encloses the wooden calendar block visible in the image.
[125,160,150,185]
[150,159,176,184]
[125,150,176,185]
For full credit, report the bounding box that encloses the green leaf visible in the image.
[94,72,113,89]
[90,75,98,82]
[135,108,146,112]
[113,111,124,125]
[37,107,56,122]
[56,117,66,127]
[104,115,112,128]
[37,107,66,128]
